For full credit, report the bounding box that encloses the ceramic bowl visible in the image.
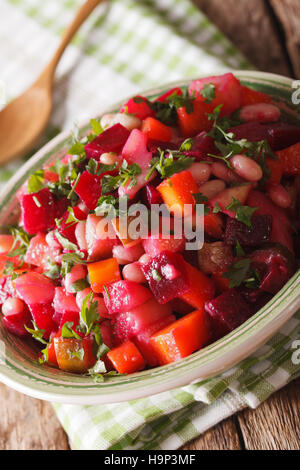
[0,71,299,404]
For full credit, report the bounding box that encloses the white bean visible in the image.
[240,103,281,123]
[139,254,151,265]
[198,179,226,199]
[189,162,211,184]
[123,262,146,283]
[267,184,291,209]
[75,221,87,251]
[2,298,25,317]
[112,243,145,265]
[211,162,243,183]
[99,152,120,166]
[100,112,141,131]
[230,154,263,182]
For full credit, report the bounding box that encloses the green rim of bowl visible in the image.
[0,71,299,404]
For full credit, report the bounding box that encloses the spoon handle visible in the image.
[39,0,106,84]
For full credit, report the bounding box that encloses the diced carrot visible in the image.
[54,335,96,373]
[204,212,223,238]
[150,309,210,365]
[276,142,300,175]
[177,100,212,137]
[179,260,215,310]
[0,234,14,254]
[266,157,283,184]
[157,170,199,217]
[111,216,142,248]
[141,117,173,142]
[212,272,230,293]
[88,257,121,294]
[107,340,145,374]
[241,86,272,106]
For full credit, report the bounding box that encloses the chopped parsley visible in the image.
[226,198,258,227]
[200,83,216,104]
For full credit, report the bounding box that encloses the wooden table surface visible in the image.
[1,0,300,451]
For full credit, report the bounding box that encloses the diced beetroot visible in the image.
[147,139,179,154]
[84,124,130,159]
[224,214,272,246]
[209,184,252,217]
[140,251,189,304]
[250,244,295,294]
[189,73,242,116]
[54,197,69,220]
[53,287,79,314]
[145,185,163,205]
[103,280,152,315]
[29,303,56,339]
[266,122,300,151]
[20,188,55,234]
[246,190,293,252]
[119,129,153,199]
[230,121,272,145]
[189,131,216,158]
[229,121,300,152]
[133,314,176,366]
[100,320,116,349]
[120,95,154,120]
[113,297,172,342]
[142,235,185,257]
[56,212,78,245]
[59,310,80,330]
[15,272,55,305]
[205,289,252,341]
[2,316,31,337]
[155,87,182,103]
[1,298,32,337]
[25,232,61,269]
[74,171,102,211]
[86,214,118,261]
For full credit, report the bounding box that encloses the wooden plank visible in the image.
[270,0,300,77]
[237,379,300,450]
[192,0,291,76]
[182,417,242,450]
[0,383,70,450]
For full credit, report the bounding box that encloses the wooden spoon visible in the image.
[0,0,106,165]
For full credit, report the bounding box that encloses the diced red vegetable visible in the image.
[20,188,55,234]
[88,257,121,294]
[157,170,199,217]
[141,117,173,142]
[74,170,102,211]
[54,335,96,373]
[120,96,154,120]
[224,214,272,246]
[276,141,300,175]
[84,123,130,159]
[107,340,145,374]
[247,190,294,253]
[240,86,272,106]
[189,73,242,116]
[177,100,212,137]
[103,280,152,315]
[150,309,210,365]
[205,289,253,341]
[15,272,55,305]
[25,232,60,269]
[113,296,172,342]
[29,303,56,339]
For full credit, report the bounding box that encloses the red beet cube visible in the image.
[140,251,189,304]
[224,215,272,246]
[205,289,252,340]
[120,96,154,120]
[84,124,130,160]
[250,245,295,294]
[20,188,55,234]
[29,303,56,340]
[74,170,102,210]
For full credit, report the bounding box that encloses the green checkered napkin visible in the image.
[1,0,300,450]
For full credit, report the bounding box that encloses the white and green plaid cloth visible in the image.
[1,0,300,450]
